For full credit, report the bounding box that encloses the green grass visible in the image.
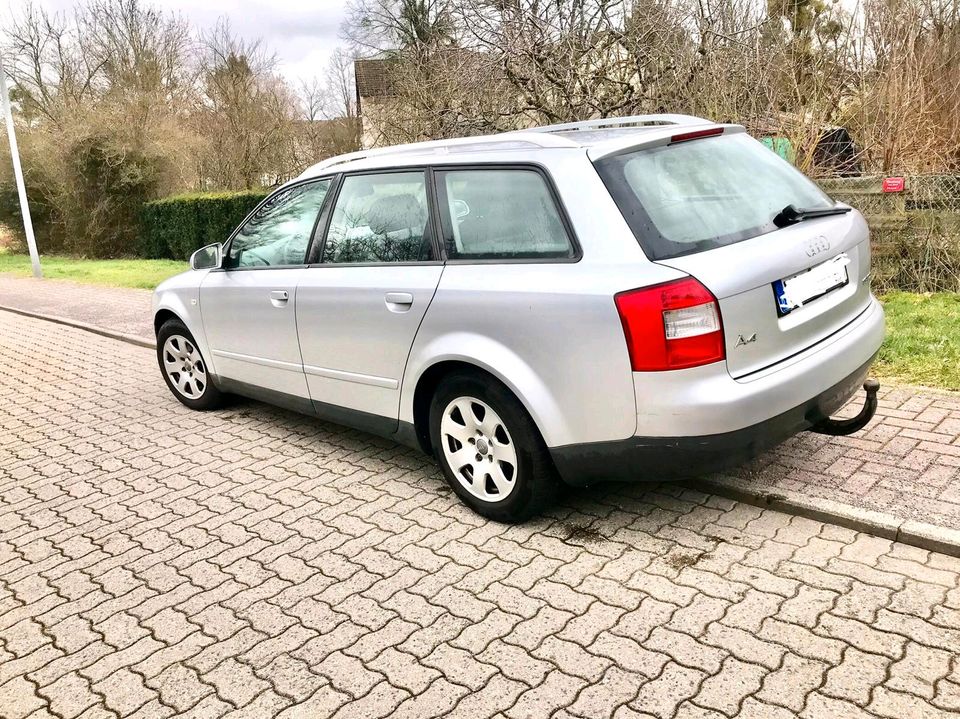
[875,292,960,391]
[0,250,185,290]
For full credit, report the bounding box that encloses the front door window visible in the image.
[225,180,332,269]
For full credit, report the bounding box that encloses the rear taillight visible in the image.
[615,278,725,371]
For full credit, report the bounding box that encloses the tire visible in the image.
[429,371,558,523]
[156,319,225,411]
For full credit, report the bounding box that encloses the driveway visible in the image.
[2,310,960,718]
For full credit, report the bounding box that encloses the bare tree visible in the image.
[845,0,960,172]
[343,0,457,55]
[3,2,101,126]
[295,48,361,164]
[298,76,327,122]
[326,47,358,118]
[0,0,199,256]
[460,0,697,123]
[196,19,300,188]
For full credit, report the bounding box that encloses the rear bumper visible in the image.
[551,354,876,486]
[549,297,884,486]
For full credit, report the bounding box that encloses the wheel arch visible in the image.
[409,356,564,456]
[153,286,216,378]
[154,308,181,335]
[412,360,474,454]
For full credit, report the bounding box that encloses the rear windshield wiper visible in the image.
[773,203,852,228]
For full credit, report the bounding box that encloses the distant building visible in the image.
[354,59,392,149]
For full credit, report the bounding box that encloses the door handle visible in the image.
[385,292,413,305]
[269,290,289,307]
[385,292,414,313]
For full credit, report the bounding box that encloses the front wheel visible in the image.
[156,319,224,411]
[429,372,558,523]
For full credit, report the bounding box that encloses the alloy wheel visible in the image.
[439,396,518,502]
[162,335,207,400]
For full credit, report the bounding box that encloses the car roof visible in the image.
[297,114,723,179]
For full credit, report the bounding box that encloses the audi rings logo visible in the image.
[805,235,831,257]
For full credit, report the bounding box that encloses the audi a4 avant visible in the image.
[154,115,885,522]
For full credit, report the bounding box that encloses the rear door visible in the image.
[657,216,871,378]
[295,170,443,430]
[200,179,332,398]
[593,130,873,379]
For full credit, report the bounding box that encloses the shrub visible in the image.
[1,129,177,258]
[138,190,270,260]
[67,134,167,257]
[0,140,61,255]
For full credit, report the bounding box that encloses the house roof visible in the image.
[354,59,392,98]
[354,50,486,100]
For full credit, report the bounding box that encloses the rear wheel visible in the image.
[429,372,558,522]
[157,319,224,410]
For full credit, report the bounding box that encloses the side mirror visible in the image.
[190,243,222,271]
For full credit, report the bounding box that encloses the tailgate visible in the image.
[655,211,873,379]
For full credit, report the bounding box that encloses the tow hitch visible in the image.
[810,378,880,436]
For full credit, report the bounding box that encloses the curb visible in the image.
[690,476,960,558]
[4,303,959,556]
[0,304,156,350]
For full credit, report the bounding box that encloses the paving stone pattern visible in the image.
[3,310,960,718]
[718,383,960,529]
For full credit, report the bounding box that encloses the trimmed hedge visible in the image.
[138,190,270,260]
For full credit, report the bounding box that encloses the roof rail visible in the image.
[300,115,712,176]
[519,114,710,134]
[304,132,579,175]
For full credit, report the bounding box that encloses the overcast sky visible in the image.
[6,0,352,84]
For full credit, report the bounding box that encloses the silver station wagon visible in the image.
[153,115,885,522]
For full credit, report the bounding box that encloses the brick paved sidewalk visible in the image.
[708,382,960,531]
[3,310,960,719]
[0,276,154,341]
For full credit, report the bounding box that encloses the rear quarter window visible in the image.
[436,168,576,260]
[595,132,835,260]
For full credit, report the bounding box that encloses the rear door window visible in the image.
[594,132,836,260]
[321,172,435,264]
[436,168,575,260]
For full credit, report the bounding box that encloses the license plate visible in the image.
[774,254,850,316]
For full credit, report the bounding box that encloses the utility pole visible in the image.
[0,56,41,278]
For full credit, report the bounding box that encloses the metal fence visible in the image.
[816,175,960,293]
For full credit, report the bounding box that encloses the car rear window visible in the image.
[594,132,836,261]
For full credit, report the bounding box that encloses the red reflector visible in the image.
[669,127,724,144]
[615,278,725,371]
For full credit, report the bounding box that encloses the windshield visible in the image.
[595,132,835,260]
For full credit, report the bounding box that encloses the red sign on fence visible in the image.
[882,177,905,193]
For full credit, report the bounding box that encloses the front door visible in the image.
[296,170,443,430]
[200,179,333,399]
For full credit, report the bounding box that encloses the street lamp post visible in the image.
[0,57,42,278]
